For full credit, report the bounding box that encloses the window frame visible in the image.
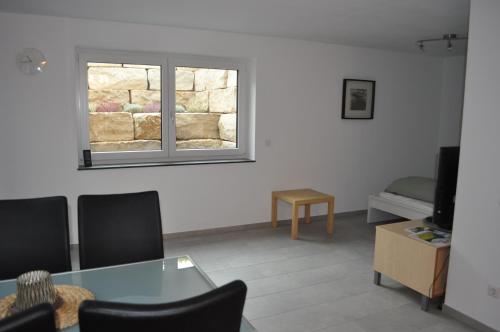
[168,55,248,159]
[76,48,250,167]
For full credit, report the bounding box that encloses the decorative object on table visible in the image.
[341,79,375,119]
[13,271,59,311]
[0,270,95,330]
[16,48,48,75]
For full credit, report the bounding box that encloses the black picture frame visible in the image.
[341,79,376,119]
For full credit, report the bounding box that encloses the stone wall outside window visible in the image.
[87,63,237,152]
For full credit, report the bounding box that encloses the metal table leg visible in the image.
[374,271,381,286]
[420,295,430,311]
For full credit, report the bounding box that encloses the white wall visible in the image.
[445,0,500,330]
[438,56,466,148]
[0,12,444,243]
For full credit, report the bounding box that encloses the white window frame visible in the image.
[76,48,251,167]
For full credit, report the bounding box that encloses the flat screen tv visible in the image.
[426,146,460,231]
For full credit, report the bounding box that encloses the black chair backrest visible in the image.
[78,191,164,269]
[79,280,247,332]
[0,196,71,280]
[0,303,56,332]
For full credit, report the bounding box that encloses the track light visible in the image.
[416,33,467,52]
[445,34,455,51]
[417,41,425,52]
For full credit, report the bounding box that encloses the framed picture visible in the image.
[341,79,376,119]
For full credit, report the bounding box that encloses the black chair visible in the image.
[0,303,56,332]
[79,280,247,332]
[0,196,71,280]
[78,191,164,269]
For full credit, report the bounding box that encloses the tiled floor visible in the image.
[71,213,477,332]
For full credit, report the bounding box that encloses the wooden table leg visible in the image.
[291,203,299,240]
[327,197,334,235]
[271,195,278,228]
[304,204,311,224]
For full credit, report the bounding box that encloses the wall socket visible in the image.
[488,285,500,298]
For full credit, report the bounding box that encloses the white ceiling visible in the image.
[0,0,470,56]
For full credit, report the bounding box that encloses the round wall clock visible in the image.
[16,48,47,74]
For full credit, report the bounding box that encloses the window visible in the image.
[77,49,251,167]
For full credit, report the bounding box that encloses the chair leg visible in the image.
[291,204,299,240]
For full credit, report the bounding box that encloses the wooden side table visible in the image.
[373,220,450,311]
[272,189,335,240]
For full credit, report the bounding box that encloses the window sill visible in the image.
[77,158,256,170]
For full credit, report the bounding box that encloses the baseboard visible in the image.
[163,210,367,240]
[443,304,499,332]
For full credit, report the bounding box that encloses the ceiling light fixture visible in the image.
[416,34,467,53]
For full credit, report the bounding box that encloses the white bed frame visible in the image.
[367,194,433,223]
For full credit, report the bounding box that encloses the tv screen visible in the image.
[432,146,460,231]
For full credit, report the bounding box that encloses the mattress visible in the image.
[378,192,433,210]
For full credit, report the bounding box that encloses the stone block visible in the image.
[218,113,237,142]
[221,141,237,149]
[143,103,161,113]
[176,104,187,113]
[123,103,144,114]
[88,89,130,105]
[88,67,147,90]
[148,68,161,90]
[194,69,227,91]
[209,87,237,113]
[123,64,160,69]
[89,112,134,142]
[131,90,161,105]
[176,91,208,112]
[91,140,161,152]
[95,102,122,113]
[88,103,97,112]
[133,113,161,140]
[176,139,223,150]
[227,70,238,87]
[88,62,122,67]
[177,66,197,72]
[175,113,220,140]
[175,70,194,91]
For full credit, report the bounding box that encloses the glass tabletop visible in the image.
[0,256,255,332]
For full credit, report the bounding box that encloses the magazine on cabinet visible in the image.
[405,226,451,247]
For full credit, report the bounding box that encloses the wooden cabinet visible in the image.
[373,220,450,310]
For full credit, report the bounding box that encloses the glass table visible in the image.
[0,256,255,331]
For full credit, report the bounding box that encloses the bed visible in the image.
[367,177,435,223]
